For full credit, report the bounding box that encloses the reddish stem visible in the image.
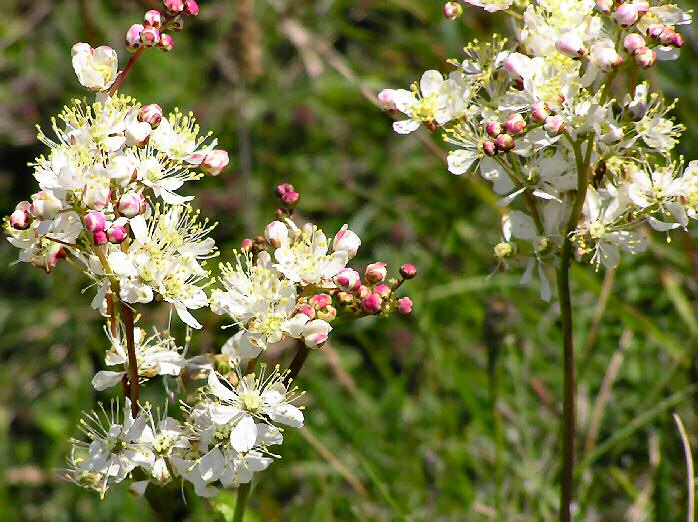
[120,302,140,416]
[109,49,144,96]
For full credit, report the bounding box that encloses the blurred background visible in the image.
[1,0,698,520]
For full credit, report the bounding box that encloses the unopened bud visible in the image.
[337,291,354,304]
[185,0,200,16]
[31,191,62,220]
[93,231,108,246]
[503,53,533,81]
[544,115,566,135]
[374,283,392,299]
[365,262,387,283]
[671,32,685,48]
[555,34,586,58]
[358,285,371,299]
[310,294,332,310]
[612,3,639,28]
[138,104,163,128]
[299,305,315,319]
[495,133,515,152]
[531,101,551,122]
[377,89,397,110]
[634,0,649,14]
[274,208,286,220]
[647,24,665,40]
[595,0,613,14]
[107,225,128,244]
[397,297,413,315]
[483,140,497,157]
[158,34,174,52]
[9,209,31,230]
[593,47,623,71]
[264,220,288,248]
[241,238,254,250]
[504,113,527,135]
[201,150,229,176]
[624,33,646,54]
[275,183,295,198]
[442,1,463,20]
[84,210,107,233]
[659,28,677,46]
[333,225,361,259]
[316,305,337,322]
[634,47,656,68]
[118,193,144,218]
[15,201,32,214]
[163,0,185,14]
[334,268,361,292]
[362,293,383,314]
[281,191,300,208]
[144,10,164,28]
[126,24,145,51]
[140,26,160,47]
[485,120,502,138]
[400,264,417,279]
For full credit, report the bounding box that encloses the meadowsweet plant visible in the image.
[381,0,693,519]
[3,1,416,519]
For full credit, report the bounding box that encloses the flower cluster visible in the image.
[382,0,693,298]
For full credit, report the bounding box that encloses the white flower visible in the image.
[332,224,361,259]
[463,0,513,13]
[628,166,688,230]
[71,43,119,92]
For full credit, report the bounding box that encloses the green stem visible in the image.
[233,482,251,522]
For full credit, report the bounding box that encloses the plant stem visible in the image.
[109,48,144,96]
[120,302,140,416]
[233,482,251,522]
[284,344,310,387]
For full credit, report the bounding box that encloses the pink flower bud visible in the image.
[264,220,288,248]
[503,53,533,82]
[144,10,164,28]
[358,285,371,299]
[93,231,108,246]
[334,268,361,292]
[365,262,387,284]
[671,32,685,48]
[299,305,315,319]
[15,201,32,213]
[185,0,200,16]
[659,28,677,46]
[31,191,62,220]
[612,3,639,28]
[494,133,515,152]
[595,0,613,14]
[592,46,624,71]
[531,101,550,122]
[138,104,163,128]
[633,47,656,68]
[310,294,332,309]
[400,263,417,279]
[374,283,391,299]
[504,113,527,135]
[442,1,463,20]
[118,193,143,218]
[9,209,31,230]
[163,0,185,14]
[302,319,332,348]
[140,26,160,47]
[544,115,566,135]
[107,225,128,244]
[555,34,586,58]
[275,183,295,197]
[483,140,497,157]
[647,24,665,40]
[201,150,229,176]
[84,210,107,233]
[126,24,145,51]
[241,238,254,250]
[274,208,286,219]
[158,34,174,52]
[624,33,646,54]
[377,89,397,110]
[485,120,502,138]
[281,191,300,208]
[362,293,383,314]
[397,297,413,314]
[316,305,337,322]
[634,1,649,15]
[333,224,361,259]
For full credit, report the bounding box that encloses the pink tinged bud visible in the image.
[264,220,288,248]
[504,113,527,135]
[140,26,161,47]
[671,32,685,48]
[659,28,677,46]
[544,115,566,136]
[310,293,332,309]
[281,191,300,207]
[144,10,164,28]
[126,24,145,51]
[316,305,337,322]
[201,150,229,176]
[92,231,108,246]
[31,191,62,220]
[624,33,646,53]
[531,101,550,122]
[84,210,107,233]
[485,121,502,138]
[158,33,174,52]
[9,209,31,230]
[377,89,397,110]
[374,283,391,299]
[358,285,371,299]
[241,238,254,250]
[555,34,586,58]
[163,0,185,14]
[635,1,649,14]
[365,262,387,284]
[15,201,32,213]
[442,1,463,20]
[275,183,295,197]
[647,24,665,40]
[483,140,497,157]
[138,104,163,128]
[303,319,331,348]
[300,305,316,319]
[107,225,128,244]
[334,268,361,292]
[333,225,361,259]
[595,0,613,14]
[595,48,624,71]
[397,297,413,315]
[185,0,200,16]
[117,193,142,218]
[399,263,417,279]
[612,3,639,28]
[494,133,515,152]
[634,47,657,68]
[503,53,532,81]
[362,293,383,314]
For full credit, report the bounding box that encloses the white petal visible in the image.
[231,415,258,453]
[91,370,126,391]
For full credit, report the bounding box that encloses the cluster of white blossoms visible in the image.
[382,0,694,299]
[4,1,418,504]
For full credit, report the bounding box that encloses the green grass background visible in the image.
[1,0,698,519]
